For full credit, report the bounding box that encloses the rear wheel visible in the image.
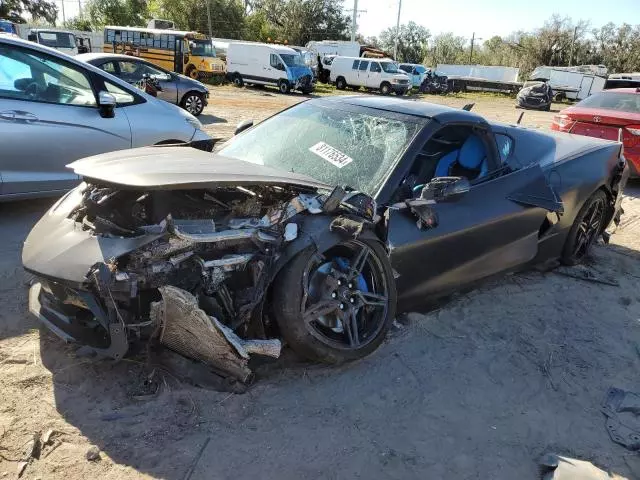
[233,73,244,88]
[181,92,204,116]
[335,76,347,90]
[561,190,608,265]
[273,239,396,364]
[380,82,391,95]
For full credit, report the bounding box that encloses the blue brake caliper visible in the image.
[335,257,368,293]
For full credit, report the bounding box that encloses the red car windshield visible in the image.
[578,92,640,114]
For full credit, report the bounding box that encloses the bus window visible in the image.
[133,31,140,44]
[168,35,176,49]
[160,34,168,48]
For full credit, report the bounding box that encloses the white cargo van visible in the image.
[226,42,314,94]
[329,56,410,95]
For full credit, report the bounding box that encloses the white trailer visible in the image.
[305,40,360,59]
[529,66,606,101]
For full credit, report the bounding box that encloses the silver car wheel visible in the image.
[183,94,204,116]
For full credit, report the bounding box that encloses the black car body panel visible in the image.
[22,96,629,375]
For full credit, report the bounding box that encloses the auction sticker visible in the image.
[309,142,354,168]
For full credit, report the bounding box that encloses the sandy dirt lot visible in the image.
[2,86,640,480]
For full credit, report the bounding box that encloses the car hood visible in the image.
[67,146,332,190]
[287,65,312,79]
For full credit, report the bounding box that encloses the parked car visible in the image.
[516,81,553,111]
[23,96,628,382]
[0,36,213,201]
[78,53,209,116]
[399,63,428,88]
[551,88,640,176]
[330,56,410,95]
[226,42,314,94]
[27,28,79,56]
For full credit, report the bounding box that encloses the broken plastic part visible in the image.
[201,254,254,270]
[284,223,298,241]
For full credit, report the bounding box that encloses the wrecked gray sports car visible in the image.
[23,97,629,383]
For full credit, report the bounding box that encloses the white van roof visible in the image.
[229,42,299,55]
[333,56,394,62]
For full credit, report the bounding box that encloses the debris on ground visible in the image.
[85,445,100,462]
[602,387,640,450]
[553,265,619,286]
[539,453,625,479]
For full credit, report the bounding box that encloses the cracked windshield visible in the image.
[219,102,421,195]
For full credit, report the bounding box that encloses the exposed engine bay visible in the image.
[30,181,378,383]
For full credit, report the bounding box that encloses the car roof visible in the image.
[318,95,486,122]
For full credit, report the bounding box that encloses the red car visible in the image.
[552,88,640,176]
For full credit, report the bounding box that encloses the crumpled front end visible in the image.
[24,181,376,382]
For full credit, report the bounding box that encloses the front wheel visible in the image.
[561,190,608,265]
[186,66,199,80]
[335,76,347,90]
[380,82,391,95]
[273,239,396,364]
[181,92,205,116]
[278,79,291,94]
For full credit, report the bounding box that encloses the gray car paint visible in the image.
[0,36,211,200]
[77,53,209,111]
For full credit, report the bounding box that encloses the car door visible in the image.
[0,43,131,196]
[116,59,178,104]
[386,129,560,308]
[348,59,360,85]
[357,59,369,87]
[368,61,382,88]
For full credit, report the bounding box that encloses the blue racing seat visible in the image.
[434,135,488,179]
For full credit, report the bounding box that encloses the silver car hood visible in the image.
[67,146,332,190]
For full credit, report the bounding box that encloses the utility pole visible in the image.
[60,0,66,23]
[351,0,358,42]
[469,32,475,64]
[394,0,402,60]
[569,26,578,67]
[206,0,213,37]
[78,0,82,17]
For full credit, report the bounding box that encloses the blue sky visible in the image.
[356,0,640,41]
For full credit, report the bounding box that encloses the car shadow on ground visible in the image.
[197,114,227,125]
[33,238,640,479]
[0,198,56,341]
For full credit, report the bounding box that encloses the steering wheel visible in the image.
[25,82,42,100]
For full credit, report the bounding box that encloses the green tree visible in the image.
[253,0,349,45]
[64,16,93,31]
[379,22,429,63]
[153,0,245,37]
[85,0,148,27]
[0,0,57,24]
[428,32,466,65]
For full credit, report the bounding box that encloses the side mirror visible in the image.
[420,176,470,203]
[234,119,254,135]
[98,91,117,118]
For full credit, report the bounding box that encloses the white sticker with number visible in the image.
[309,142,354,169]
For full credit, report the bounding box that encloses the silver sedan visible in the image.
[78,53,210,116]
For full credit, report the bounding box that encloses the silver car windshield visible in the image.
[219,102,422,195]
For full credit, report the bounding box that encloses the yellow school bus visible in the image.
[103,26,225,78]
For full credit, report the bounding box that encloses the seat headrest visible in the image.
[459,135,486,169]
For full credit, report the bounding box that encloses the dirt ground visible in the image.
[2,86,640,480]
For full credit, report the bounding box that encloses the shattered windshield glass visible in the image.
[219,102,422,196]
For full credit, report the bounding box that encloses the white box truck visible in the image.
[329,56,410,95]
[226,42,314,94]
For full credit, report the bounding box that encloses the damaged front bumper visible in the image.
[23,180,377,382]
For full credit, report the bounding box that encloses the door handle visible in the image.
[0,110,38,122]
[13,111,38,122]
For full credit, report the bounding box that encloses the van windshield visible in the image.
[219,101,423,196]
[380,62,399,74]
[280,54,304,67]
